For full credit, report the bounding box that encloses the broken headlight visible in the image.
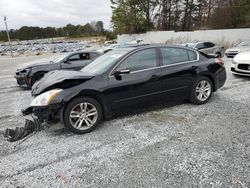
[30,89,63,107]
[17,68,31,76]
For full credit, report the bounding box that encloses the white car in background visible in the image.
[231,51,250,76]
[225,41,250,58]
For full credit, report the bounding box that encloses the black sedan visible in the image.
[25,45,226,134]
[14,51,102,87]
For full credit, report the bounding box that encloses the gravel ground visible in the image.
[0,56,249,188]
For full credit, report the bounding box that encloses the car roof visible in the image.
[68,50,102,55]
[117,44,197,52]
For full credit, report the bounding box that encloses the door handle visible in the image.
[190,66,198,70]
[151,75,159,81]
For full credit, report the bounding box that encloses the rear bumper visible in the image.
[215,68,227,90]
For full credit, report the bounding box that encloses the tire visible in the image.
[190,76,213,105]
[31,72,45,86]
[62,97,103,134]
[215,52,221,58]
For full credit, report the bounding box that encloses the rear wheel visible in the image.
[190,77,213,105]
[215,52,221,58]
[62,97,103,134]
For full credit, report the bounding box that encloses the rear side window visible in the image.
[187,50,197,61]
[196,43,205,49]
[117,48,157,72]
[204,42,215,48]
[79,53,91,60]
[160,48,189,65]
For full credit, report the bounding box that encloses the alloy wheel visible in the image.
[69,102,98,130]
[195,80,212,102]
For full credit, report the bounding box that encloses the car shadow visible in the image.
[233,74,250,81]
[111,99,187,120]
[50,99,188,137]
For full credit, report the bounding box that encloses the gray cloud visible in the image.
[0,0,112,30]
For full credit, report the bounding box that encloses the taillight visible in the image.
[215,58,224,66]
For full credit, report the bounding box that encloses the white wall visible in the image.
[118,28,250,46]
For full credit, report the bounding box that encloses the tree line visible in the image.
[111,0,250,34]
[0,21,111,41]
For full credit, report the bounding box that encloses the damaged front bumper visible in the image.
[14,73,32,87]
[4,104,64,142]
[22,103,64,124]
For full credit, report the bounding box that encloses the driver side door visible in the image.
[106,48,163,110]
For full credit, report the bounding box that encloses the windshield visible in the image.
[236,41,250,47]
[81,49,131,75]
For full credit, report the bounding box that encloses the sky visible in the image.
[0,0,112,30]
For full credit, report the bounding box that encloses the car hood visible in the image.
[226,46,250,53]
[31,70,94,96]
[16,56,60,71]
[234,51,250,62]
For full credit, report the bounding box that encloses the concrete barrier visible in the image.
[118,28,250,47]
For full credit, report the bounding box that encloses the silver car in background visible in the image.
[225,41,250,58]
[183,42,224,57]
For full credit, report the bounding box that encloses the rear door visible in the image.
[61,53,92,70]
[159,47,199,100]
[107,48,163,109]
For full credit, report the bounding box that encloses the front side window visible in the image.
[68,54,80,61]
[160,48,189,65]
[117,48,157,72]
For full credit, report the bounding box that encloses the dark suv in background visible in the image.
[14,51,102,87]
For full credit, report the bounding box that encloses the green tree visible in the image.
[63,24,77,37]
[111,0,149,34]
[95,21,104,34]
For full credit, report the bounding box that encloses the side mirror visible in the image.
[64,60,71,64]
[114,69,130,76]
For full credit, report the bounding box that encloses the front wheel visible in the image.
[190,77,213,105]
[62,97,103,134]
[31,72,45,86]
